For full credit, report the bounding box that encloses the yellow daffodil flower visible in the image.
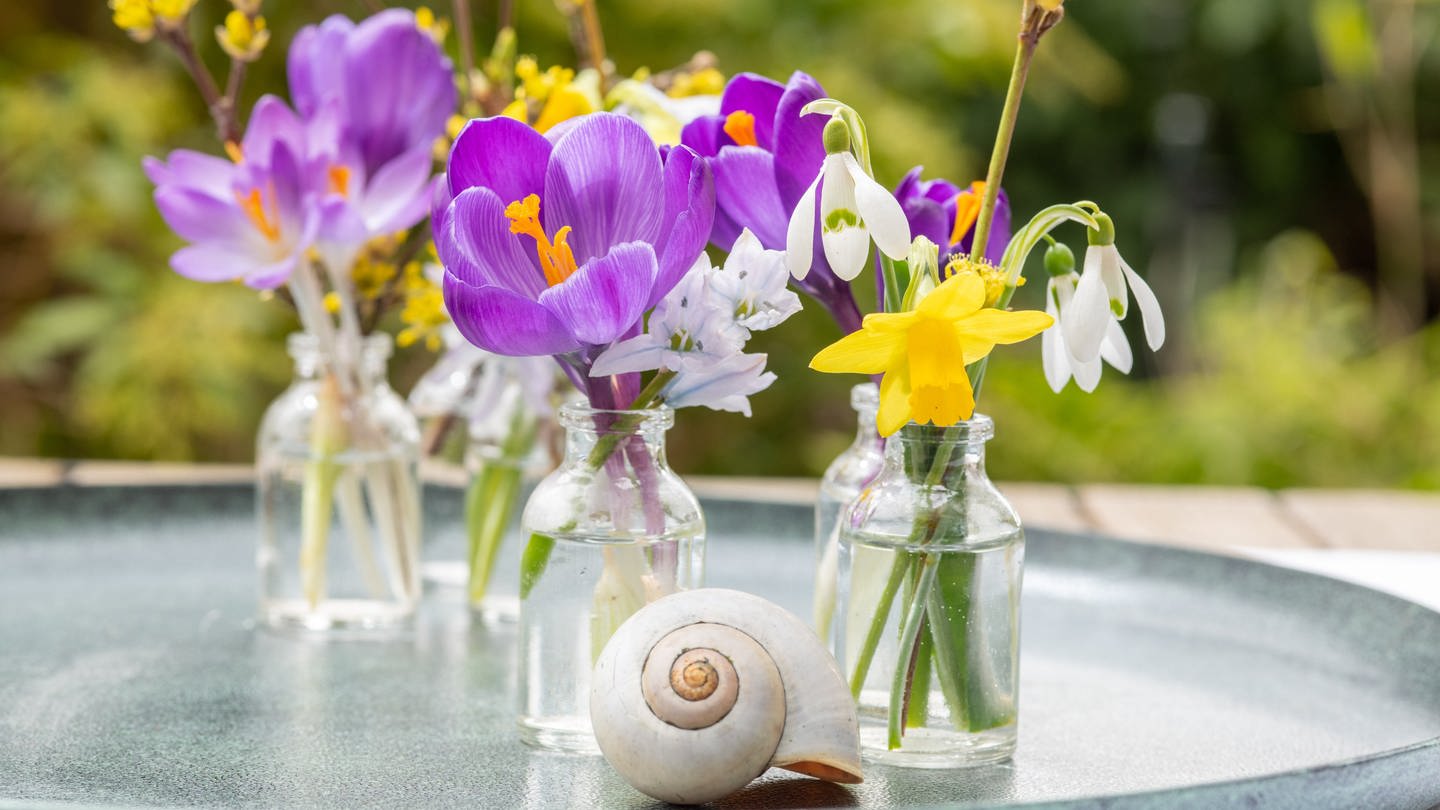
[810,273,1053,436]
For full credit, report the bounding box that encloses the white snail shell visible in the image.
[590,588,862,805]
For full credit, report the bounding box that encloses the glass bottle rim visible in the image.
[851,381,879,411]
[558,402,675,432]
[286,331,393,361]
[892,413,995,444]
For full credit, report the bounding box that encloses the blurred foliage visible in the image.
[0,0,1436,488]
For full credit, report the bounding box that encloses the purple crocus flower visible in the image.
[893,169,1011,268]
[437,113,714,408]
[146,96,328,289]
[680,71,862,333]
[288,9,455,242]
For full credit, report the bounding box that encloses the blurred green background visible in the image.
[1,0,1438,487]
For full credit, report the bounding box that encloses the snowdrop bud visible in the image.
[822,116,851,155]
[902,236,940,311]
[1044,241,1076,277]
[1087,212,1116,247]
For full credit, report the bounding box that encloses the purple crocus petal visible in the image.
[288,15,354,120]
[650,145,715,307]
[712,146,788,248]
[359,142,434,233]
[710,207,744,252]
[448,117,551,205]
[543,115,663,266]
[430,172,452,245]
[241,96,306,167]
[244,255,301,290]
[901,196,951,252]
[771,71,828,209]
[719,73,785,150]
[145,151,235,198]
[680,115,726,158]
[538,241,658,346]
[317,195,369,246]
[341,10,455,170]
[170,243,266,283]
[153,187,249,245]
[443,274,582,356]
[441,187,545,297]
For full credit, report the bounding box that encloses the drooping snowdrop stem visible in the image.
[968,1,1066,265]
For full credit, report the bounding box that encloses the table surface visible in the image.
[3,457,1436,553]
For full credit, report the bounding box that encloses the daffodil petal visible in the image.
[845,153,910,260]
[958,308,1054,345]
[1100,317,1133,373]
[1063,254,1109,362]
[917,272,985,320]
[1121,259,1166,350]
[810,327,907,374]
[876,366,912,437]
[785,175,819,280]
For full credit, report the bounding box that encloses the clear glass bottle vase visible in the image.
[256,333,423,633]
[814,382,885,639]
[517,404,705,752]
[837,415,1022,767]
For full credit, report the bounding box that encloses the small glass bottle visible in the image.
[517,404,705,752]
[256,333,423,633]
[813,382,885,640]
[836,415,1022,767]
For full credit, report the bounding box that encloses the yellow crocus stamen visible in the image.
[236,184,281,243]
[327,165,351,198]
[723,110,758,147]
[504,194,579,287]
[224,140,244,164]
[949,181,986,247]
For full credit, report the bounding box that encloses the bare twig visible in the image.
[454,0,477,103]
[161,25,239,143]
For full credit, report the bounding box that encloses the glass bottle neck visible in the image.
[850,382,881,450]
[288,332,392,386]
[559,405,673,469]
[884,418,993,488]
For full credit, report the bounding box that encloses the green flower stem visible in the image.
[466,406,539,607]
[969,15,1043,264]
[299,373,347,608]
[906,617,934,728]
[850,553,910,699]
[888,550,940,749]
[516,369,678,599]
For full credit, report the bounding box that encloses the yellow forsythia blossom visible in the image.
[668,67,725,98]
[810,273,1052,436]
[415,6,450,44]
[216,11,270,62]
[397,263,448,351]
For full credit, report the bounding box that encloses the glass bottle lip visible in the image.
[558,402,675,432]
[850,381,879,411]
[286,331,393,362]
[891,413,995,444]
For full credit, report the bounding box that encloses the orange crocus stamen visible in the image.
[950,181,986,247]
[723,110,758,147]
[327,165,351,198]
[236,184,282,243]
[224,140,244,164]
[505,193,579,287]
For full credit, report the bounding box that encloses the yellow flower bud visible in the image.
[216,11,270,62]
[668,67,726,98]
[414,6,450,44]
[151,0,198,28]
[110,0,156,42]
